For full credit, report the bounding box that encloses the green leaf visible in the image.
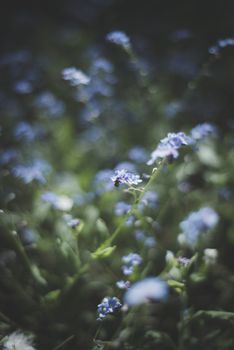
[91,245,116,259]
[44,289,61,302]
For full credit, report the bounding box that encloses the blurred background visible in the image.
[0,1,234,349]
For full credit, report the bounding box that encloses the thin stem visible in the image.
[92,159,165,253]
[52,335,75,350]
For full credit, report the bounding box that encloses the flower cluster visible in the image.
[41,192,73,211]
[209,37,234,55]
[147,132,193,165]
[106,31,131,50]
[114,201,131,216]
[178,207,219,248]
[12,160,51,184]
[116,280,131,289]
[191,123,217,140]
[2,331,36,350]
[139,190,158,210]
[62,67,90,86]
[122,253,142,275]
[111,169,142,187]
[97,297,122,320]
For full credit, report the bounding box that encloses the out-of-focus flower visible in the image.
[124,277,168,306]
[41,192,73,211]
[122,253,142,275]
[116,280,130,289]
[115,162,136,172]
[135,230,156,247]
[2,331,36,350]
[204,248,218,265]
[128,147,148,163]
[139,191,158,210]
[209,37,234,55]
[147,132,193,165]
[93,169,114,194]
[178,207,219,248]
[14,122,41,142]
[106,31,131,50]
[14,80,33,94]
[62,67,90,86]
[191,123,217,140]
[97,297,122,320]
[0,149,18,165]
[12,160,51,184]
[114,201,131,216]
[111,169,142,187]
[63,214,80,228]
[177,256,191,266]
[34,92,65,118]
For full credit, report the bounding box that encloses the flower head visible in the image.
[191,123,217,141]
[41,192,73,211]
[97,297,122,320]
[111,169,142,187]
[2,331,36,350]
[124,277,168,306]
[116,280,131,289]
[178,207,219,248]
[62,67,90,86]
[147,132,193,165]
[122,253,142,275]
[106,31,131,50]
[114,201,131,216]
[12,159,51,184]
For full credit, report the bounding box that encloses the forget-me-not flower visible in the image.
[62,67,90,86]
[122,253,142,275]
[2,331,36,350]
[41,192,73,211]
[191,123,217,141]
[147,132,193,165]
[106,31,131,50]
[124,277,168,306]
[97,297,122,320]
[178,207,219,248]
[111,169,142,187]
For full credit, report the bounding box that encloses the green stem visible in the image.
[92,159,166,253]
[52,335,75,350]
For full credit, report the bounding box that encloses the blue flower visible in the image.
[128,147,148,163]
[97,297,122,320]
[114,201,131,216]
[191,123,217,141]
[12,159,51,184]
[34,92,65,118]
[63,214,80,228]
[62,67,90,86]
[139,191,158,210]
[177,256,191,266]
[116,280,130,289]
[122,253,142,275]
[93,169,114,194]
[147,132,193,165]
[106,31,131,50]
[41,192,73,211]
[14,122,37,142]
[209,38,234,55]
[124,277,168,306]
[134,230,156,247]
[115,162,136,173]
[0,149,18,165]
[178,207,219,248]
[111,169,142,187]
